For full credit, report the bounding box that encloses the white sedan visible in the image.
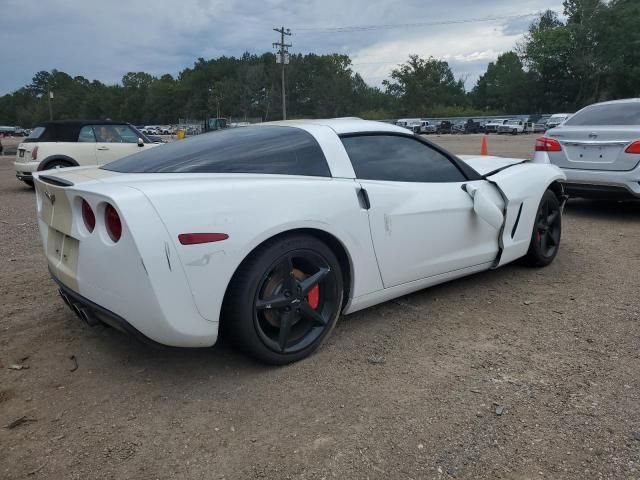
[33,119,566,364]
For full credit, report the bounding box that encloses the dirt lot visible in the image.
[1,134,639,479]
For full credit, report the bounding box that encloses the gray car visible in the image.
[533,98,640,199]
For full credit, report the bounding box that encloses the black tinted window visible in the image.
[565,102,640,126]
[341,135,465,183]
[103,126,331,176]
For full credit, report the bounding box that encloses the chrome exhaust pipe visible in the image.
[77,307,99,326]
[58,290,72,308]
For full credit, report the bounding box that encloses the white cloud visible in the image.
[0,0,563,94]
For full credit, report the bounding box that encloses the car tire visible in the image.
[223,234,344,365]
[42,159,75,171]
[522,190,561,267]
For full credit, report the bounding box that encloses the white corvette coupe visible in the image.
[33,119,566,364]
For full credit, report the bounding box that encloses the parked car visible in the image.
[417,120,437,134]
[436,120,453,134]
[451,121,466,134]
[498,120,526,135]
[14,120,161,187]
[545,113,572,131]
[0,126,17,136]
[395,118,422,133]
[484,119,508,133]
[533,98,640,199]
[464,119,484,134]
[142,127,160,135]
[32,118,565,364]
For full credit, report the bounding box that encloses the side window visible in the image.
[341,135,466,183]
[94,125,122,143]
[78,126,96,143]
[114,125,139,143]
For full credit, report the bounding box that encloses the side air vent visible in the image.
[511,203,524,238]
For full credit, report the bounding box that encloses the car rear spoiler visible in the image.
[37,174,74,187]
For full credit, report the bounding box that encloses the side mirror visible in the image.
[137,137,144,147]
[463,184,504,230]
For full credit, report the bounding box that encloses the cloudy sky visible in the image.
[1,0,564,95]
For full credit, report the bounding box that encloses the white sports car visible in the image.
[33,119,566,364]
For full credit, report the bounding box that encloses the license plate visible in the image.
[19,150,24,158]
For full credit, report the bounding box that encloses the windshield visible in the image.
[564,103,640,126]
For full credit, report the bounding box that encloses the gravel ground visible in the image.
[1,134,639,479]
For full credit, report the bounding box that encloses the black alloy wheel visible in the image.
[523,189,562,267]
[254,251,339,354]
[224,234,343,364]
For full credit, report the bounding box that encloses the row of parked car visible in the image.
[1,126,31,137]
[395,114,573,135]
[9,99,640,202]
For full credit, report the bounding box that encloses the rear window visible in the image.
[102,126,331,176]
[23,126,45,142]
[565,103,640,126]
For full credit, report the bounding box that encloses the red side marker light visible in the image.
[178,233,229,245]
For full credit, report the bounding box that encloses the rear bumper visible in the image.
[34,177,220,348]
[533,152,640,199]
[52,271,165,347]
[14,160,40,182]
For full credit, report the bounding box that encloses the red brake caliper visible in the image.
[307,284,320,309]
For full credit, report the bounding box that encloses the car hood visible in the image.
[458,155,527,176]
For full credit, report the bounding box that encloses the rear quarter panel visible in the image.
[133,175,383,323]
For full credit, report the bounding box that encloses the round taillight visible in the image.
[104,204,122,242]
[81,199,95,233]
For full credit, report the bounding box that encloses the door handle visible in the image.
[356,187,370,210]
[97,146,109,151]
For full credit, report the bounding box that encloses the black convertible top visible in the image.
[26,120,136,143]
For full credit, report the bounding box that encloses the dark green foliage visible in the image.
[0,53,391,126]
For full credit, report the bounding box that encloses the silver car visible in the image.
[533,98,640,199]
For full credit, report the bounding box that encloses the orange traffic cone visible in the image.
[480,135,489,156]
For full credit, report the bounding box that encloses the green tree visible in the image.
[471,52,530,112]
[383,55,467,116]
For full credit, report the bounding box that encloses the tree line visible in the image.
[0,0,637,127]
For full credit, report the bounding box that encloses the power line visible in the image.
[295,12,547,34]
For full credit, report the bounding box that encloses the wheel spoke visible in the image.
[546,231,556,247]
[256,293,290,310]
[540,230,548,252]
[278,310,294,352]
[300,302,327,326]
[547,210,559,226]
[549,227,560,246]
[299,267,330,295]
[282,255,298,293]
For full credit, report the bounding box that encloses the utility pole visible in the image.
[273,26,291,120]
[48,91,54,120]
